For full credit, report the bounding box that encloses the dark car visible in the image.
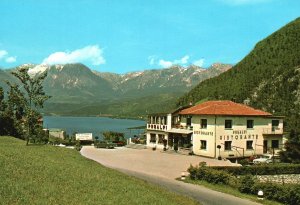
[94,141,116,149]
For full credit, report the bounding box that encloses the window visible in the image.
[163,116,167,125]
[272,120,279,127]
[158,134,164,144]
[201,119,207,129]
[186,117,192,126]
[200,140,207,150]
[150,134,156,143]
[272,120,280,131]
[247,120,254,129]
[246,140,253,150]
[225,120,232,129]
[272,140,279,149]
[224,141,232,151]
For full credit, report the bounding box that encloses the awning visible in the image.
[166,128,193,135]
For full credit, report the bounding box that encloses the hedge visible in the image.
[239,175,300,205]
[188,163,237,186]
[188,163,300,205]
[210,164,300,175]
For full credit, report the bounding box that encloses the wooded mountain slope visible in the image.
[177,17,300,130]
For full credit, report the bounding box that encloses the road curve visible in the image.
[81,146,261,205]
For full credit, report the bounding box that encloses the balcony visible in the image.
[147,124,168,131]
[173,124,193,130]
[262,127,283,135]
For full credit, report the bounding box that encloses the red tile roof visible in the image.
[179,100,272,116]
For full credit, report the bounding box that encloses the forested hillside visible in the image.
[177,17,300,130]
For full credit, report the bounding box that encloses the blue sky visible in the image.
[0,0,299,73]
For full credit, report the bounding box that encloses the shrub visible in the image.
[238,175,255,194]
[188,162,234,185]
[75,140,82,151]
[187,164,197,180]
[48,136,64,145]
[238,158,250,166]
[251,182,300,205]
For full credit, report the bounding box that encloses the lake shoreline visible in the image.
[43,116,145,139]
[42,113,146,121]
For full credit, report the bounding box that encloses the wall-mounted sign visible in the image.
[75,133,93,141]
[220,134,258,141]
[194,130,214,136]
[233,130,247,135]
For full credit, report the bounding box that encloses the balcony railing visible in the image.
[173,124,193,130]
[262,127,283,135]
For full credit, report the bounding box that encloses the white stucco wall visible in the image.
[146,130,168,149]
[191,115,283,158]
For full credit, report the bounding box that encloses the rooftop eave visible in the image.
[180,113,273,117]
[266,115,285,119]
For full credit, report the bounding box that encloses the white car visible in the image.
[253,154,280,164]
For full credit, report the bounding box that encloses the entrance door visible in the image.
[173,135,179,151]
[263,140,268,153]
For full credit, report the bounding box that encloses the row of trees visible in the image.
[0,67,50,145]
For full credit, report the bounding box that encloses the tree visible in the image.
[0,84,24,138]
[103,131,125,142]
[7,67,50,145]
[280,129,300,163]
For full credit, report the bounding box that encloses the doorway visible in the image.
[263,140,268,153]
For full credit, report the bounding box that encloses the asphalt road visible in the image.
[112,168,260,205]
[81,146,261,205]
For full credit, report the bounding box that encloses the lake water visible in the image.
[43,116,145,139]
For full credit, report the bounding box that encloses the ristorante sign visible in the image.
[221,130,258,140]
[194,129,259,140]
[194,130,214,136]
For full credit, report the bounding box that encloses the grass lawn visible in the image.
[183,178,282,205]
[0,136,199,205]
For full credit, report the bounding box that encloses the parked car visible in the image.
[253,154,280,164]
[113,141,125,147]
[94,141,116,149]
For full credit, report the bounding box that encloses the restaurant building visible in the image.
[146,100,284,159]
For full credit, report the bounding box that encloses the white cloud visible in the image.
[0,49,17,63]
[158,59,173,68]
[174,55,190,65]
[0,50,8,59]
[219,0,272,5]
[157,55,190,68]
[5,56,16,63]
[193,58,205,67]
[150,55,206,68]
[148,56,156,65]
[42,45,105,65]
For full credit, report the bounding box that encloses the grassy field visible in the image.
[0,137,199,205]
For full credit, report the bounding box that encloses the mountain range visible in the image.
[2,16,299,125]
[0,62,232,118]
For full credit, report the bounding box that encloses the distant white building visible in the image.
[75,133,93,141]
[146,101,284,159]
[49,129,66,139]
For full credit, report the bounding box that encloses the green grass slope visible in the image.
[0,137,199,205]
[177,17,300,130]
